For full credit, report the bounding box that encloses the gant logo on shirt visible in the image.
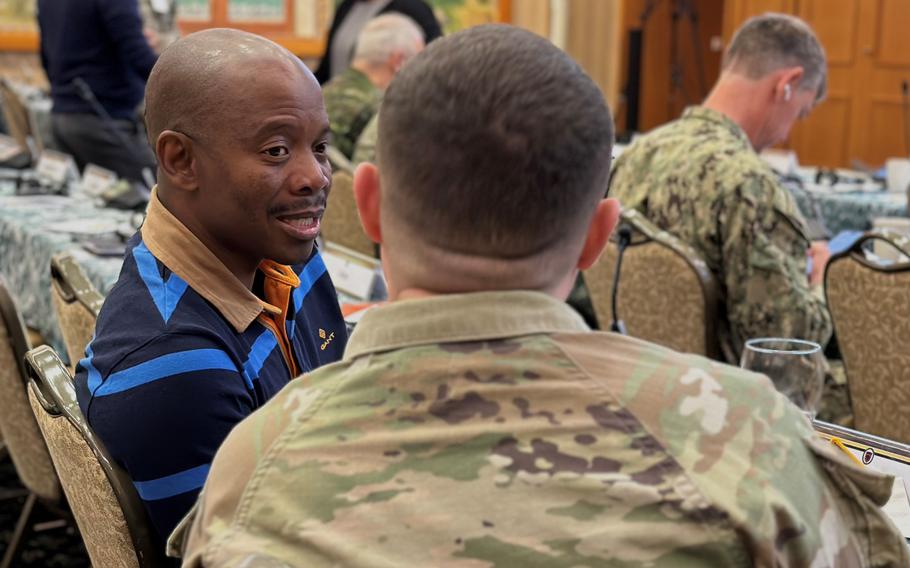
[319,328,335,351]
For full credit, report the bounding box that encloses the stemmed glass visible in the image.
[740,338,825,420]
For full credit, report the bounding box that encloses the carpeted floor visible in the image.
[0,459,89,567]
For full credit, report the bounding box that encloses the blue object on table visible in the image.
[807,230,864,276]
[829,230,864,255]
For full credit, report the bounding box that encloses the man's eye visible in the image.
[265,146,289,157]
[315,143,328,154]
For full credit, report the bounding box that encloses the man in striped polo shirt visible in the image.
[73,29,347,548]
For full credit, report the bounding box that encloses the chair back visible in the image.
[0,278,60,502]
[25,346,168,567]
[584,209,723,359]
[321,171,377,258]
[825,230,910,443]
[50,253,104,365]
[0,79,32,153]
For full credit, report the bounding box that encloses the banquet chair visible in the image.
[25,345,168,568]
[825,230,910,444]
[50,253,104,366]
[0,278,64,568]
[321,170,377,258]
[584,209,724,361]
[0,79,32,154]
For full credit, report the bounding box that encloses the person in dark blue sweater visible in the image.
[37,0,158,183]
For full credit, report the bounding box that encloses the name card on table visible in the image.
[35,150,77,186]
[815,421,910,539]
[321,241,383,302]
[81,164,118,196]
[0,134,23,162]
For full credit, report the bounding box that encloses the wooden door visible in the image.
[789,0,859,167]
[848,0,910,167]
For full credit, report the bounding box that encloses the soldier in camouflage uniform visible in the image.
[352,111,379,165]
[609,14,833,361]
[172,24,909,567]
[323,13,424,159]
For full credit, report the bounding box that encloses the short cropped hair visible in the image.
[378,24,614,258]
[723,13,827,101]
[353,13,424,66]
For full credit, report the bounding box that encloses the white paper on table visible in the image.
[81,164,118,196]
[322,250,376,301]
[883,479,910,539]
[35,150,77,185]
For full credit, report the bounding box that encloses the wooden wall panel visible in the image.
[878,0,910,67]
[511,0,550,39]
[567,0,623,111]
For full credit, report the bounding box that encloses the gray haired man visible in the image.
[610,13,832,363]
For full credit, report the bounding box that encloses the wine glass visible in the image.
[740,338,825,420]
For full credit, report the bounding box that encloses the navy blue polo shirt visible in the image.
[74,190,347,545]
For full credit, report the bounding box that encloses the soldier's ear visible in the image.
[577,198,620,270]
[353,162,382,244]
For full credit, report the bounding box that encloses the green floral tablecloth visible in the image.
[788,183,908,236]
[0,188,132,361]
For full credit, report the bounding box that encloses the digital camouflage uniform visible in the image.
[172,292,907,567]
[323,67,382,159]
[609,106,833,360]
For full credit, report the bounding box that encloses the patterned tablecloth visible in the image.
[788,183,908,236]
[0,186,134,360]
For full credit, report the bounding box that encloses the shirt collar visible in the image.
[681,106,752,148]
[344,291,590,361]
[141,187,298,333]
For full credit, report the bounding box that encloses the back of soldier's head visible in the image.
[723,13,827,100]
[377,24,613,265]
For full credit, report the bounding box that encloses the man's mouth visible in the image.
[275,211,323,240]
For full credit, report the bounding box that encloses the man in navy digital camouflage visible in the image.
[610,13,832,362]
[174,24,909,568]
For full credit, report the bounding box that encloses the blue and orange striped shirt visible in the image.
[74,190,347,546]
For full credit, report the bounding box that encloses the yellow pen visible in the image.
[830,436,865,467]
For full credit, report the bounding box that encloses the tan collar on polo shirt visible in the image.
[141,187,300,333]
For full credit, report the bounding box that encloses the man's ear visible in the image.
[156,130,198,191]
[577,198,621,270]
[775,66,804,102]
[353,162,382,244]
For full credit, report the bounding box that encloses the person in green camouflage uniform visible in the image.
[609,14,833,361]
[323,13,424,159]
[352,110,379,165]
[172,24,909,568]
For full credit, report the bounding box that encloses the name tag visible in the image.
[322,251,377,301]
[35,150,76,186]
[81,164,118,196]
[0,134,22,161]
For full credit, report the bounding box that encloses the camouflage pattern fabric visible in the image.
[609,106,833,359]
[323,67,382,159]
[352,112,379,165]
[172,291,908,567]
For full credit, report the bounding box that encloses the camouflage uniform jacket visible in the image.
[172,291,907,567]
[323,67,382,159]
[609,106,832,358]
[352,111,379,165]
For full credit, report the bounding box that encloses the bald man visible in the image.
[73,29,347,547]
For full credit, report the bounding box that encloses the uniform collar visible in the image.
[141,187,299,333]
[681,106,752,148]
[344,291,589,361]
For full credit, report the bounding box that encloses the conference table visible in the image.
[788,182,908,236]
[0,183,130,360]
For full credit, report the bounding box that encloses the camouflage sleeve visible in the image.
[352,113,379,165]
[718,175,832,352]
